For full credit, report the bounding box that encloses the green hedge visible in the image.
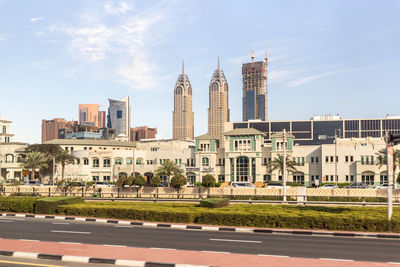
[57,202,400,232]
[200,198,230,208]
[0,197,39,213]
[35,197,83,214]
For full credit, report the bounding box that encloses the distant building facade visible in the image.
[41,118,77,143]
[130,126,157,142]
[107,97,131,141]
[208,58,229,144]
[242,54,268,121]
[172,62,194,140]
[0,117,13,143]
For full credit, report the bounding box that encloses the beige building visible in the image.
[0,117,27,181]
[208,57,229,144]
[172,62,194,140]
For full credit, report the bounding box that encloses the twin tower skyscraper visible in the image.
[172,53,268,142]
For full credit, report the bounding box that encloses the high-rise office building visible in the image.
[107,96,131,140]
[98,111,106,128]
[208,57,229,143]
[79,104,106,128]
[173,62,194,140]
[242,51,268,121]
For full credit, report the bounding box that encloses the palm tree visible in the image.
[20,151,48,181]
[375,148,400,187]
[155,159,183,186]
[267,154,298,180]
[55,150,76,181]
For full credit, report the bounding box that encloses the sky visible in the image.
[0,0,399,144]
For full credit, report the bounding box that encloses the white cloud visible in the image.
[30,17,44,23]
[104,1,133,15]
[287,67,367,87]
[0,34,5,41]
[29,61,51,72]
[50,1,184,90]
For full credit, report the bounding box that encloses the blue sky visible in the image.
[0,0,399,143]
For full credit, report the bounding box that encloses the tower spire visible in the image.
[218,56,220,71]
[182,60,184,75]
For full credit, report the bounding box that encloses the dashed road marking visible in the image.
[210,238,261,243]
[320,258,354,262]
[51,230,91,235]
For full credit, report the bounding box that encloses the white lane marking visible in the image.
[143,222,157,227]
[13,252,38,259]
[62,255,90,263]
[59,242,82,245]
[115,259,146,266]
[320,258,354,262]
[210,238,261,243]
[201,251,230,254]
[51,230,91,234]
[258,254,289,258]
[170,225,186,229]
[115,225,133,228]
[202,226,219,231]
[103,244,127,248]
[52,222,70,225]
[19,239,40,242]
[150,247,177,250]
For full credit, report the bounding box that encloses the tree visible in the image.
[26,144,63,177]
[267,154,298,178]
[202,174,216,187]
[170,174,187,189]
[55,150,76,181]
[117,176,128,187]
[133,175,146,187]
[150,176,162,187]
[155,160,183,186]
[20,151,48,181]
[376,148,400,187]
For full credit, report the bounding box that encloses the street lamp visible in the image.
[283,129,287,202]
[385,133,400,220]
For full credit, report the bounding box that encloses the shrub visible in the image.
[35,197,83,214]
[0,197,38,213]
[170,174,187,189]
[150,176,162,187]
[133,175,146,187]
[117,176,129,187]
[200,198,230,208]
[202,175,216,187]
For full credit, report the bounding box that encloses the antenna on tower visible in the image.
[217,56,220,71]
[249,47,255,63]
[182,60,184,75]
[265,39,269,61]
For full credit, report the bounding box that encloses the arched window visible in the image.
[136,157,143,165]
[126,158,133,165]
[103,158,111,167]
[83,158,89,165]
[115,158,122,165]
[202,157,209,167]
[187,172,196,184]
[5,154,14,163]
[92,158,99,168]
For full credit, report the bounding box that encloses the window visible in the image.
[345,156,349,162]
[263,174,271,182]
[93,158,99,167]
[325,156,329,163]
[83,158,89,165]
[315,157,319,163]
[218,175,225,183]
[350,175,354,182]
[202,157,209,167]
[2,126,6,134]
[350,156,354,162]
[103,158,111,167]
[336,156,338,162]
[330,156,334,162]
[117,110,123,118]
[115,158,122,165]
[126,158,133,165]
[92,176,99,181]
[311,175,314,181]
[136,158,143,165]
[311,157,314,163]
[346,175,349,181]
[103,176,111,181]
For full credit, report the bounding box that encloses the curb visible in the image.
[0,250,211,267]
[2,212,400,239]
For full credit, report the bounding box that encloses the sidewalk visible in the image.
[0,238,393,267]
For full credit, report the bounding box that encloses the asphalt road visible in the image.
[1,216,400,263]
[0,255,116,267]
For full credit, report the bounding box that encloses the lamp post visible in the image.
[283,129,287,202]
[385,132,400,220]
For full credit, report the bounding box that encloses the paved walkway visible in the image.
[0,238,393,267]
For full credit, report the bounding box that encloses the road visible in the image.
[0,255,117,267]
[0,216,400,263]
